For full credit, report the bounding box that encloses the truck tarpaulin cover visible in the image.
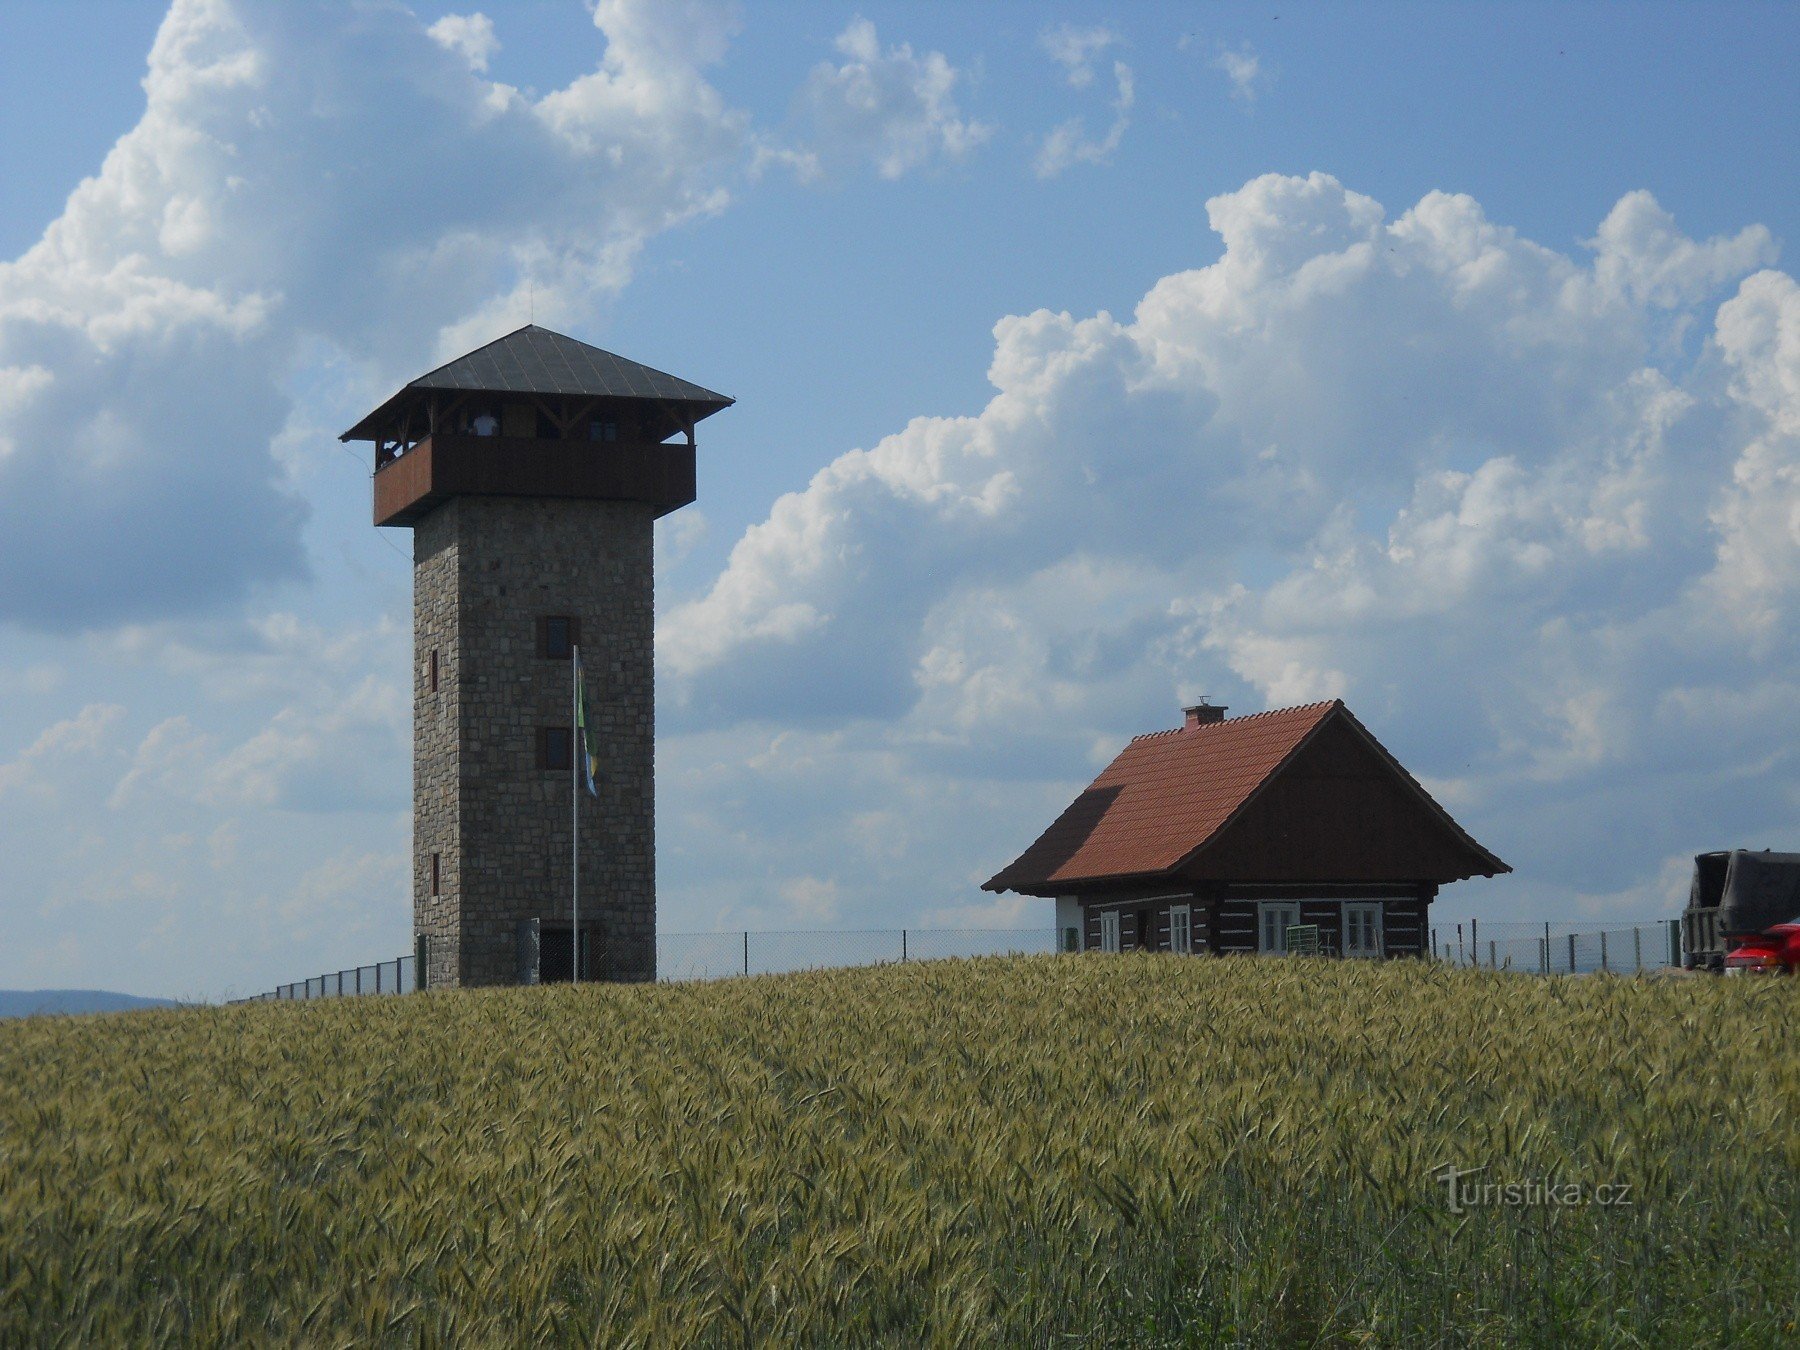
[1715,852,1800,938]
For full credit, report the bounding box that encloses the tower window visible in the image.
[430,852,441,896]
[538,615,579,660]
[539,727,573,772]
[428,649,439,692]
[589,420,619,442]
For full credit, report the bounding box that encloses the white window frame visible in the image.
[1257,901,1302,954]
[1099,910,1121,953]
[1341,902,1384,958]
[1170,904,1192,954]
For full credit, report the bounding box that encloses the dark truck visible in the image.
[1681,850,1800,973]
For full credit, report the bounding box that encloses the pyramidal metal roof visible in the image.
[341,325,732,440]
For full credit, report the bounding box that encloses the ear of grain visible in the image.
[0,955,1791,1345]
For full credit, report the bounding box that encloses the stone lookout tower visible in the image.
[341,326,731,988]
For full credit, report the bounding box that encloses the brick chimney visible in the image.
[1183,702,1227,728]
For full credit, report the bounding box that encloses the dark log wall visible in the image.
[1381,895,1429,957]
[1082,890,1202,951]
[1183,716,1485,883]
[1208,895,1429,956]
[1080,890,1430,957]
[1211,899,1257,953]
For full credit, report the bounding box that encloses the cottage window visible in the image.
[1258,901,1301,954]
[1342,902,1383,958]
[1170,904,1192,954]
[1099,911,1121,953]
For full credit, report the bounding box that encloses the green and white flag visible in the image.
[574,648,599,798]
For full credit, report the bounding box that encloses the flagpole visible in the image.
[571,643,580,985]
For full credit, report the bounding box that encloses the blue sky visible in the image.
[1,0,1796,998]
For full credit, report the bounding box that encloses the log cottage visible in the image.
[983,700,1508,957]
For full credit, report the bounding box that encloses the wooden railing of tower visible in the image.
[373,434,697,526]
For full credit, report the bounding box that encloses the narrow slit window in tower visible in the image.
[540,616,578,660]
[539,727,572,772]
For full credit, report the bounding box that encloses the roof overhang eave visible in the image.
[340,389,734,444]
[982,865,1180,898]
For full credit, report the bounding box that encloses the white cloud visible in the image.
[778,875,842,923]
[657,173,1795,933]
[1040,24,1118,90]
[1,608,414,994]
[1590,190,1775,310]
[104,611,408,812]
[1213,43,1262,101]
[0,703,125,798]
[1034,44,1134,178]
[427,13,500,73]
[797,18,991,179]
[1702,268,1800,636]
[0,0,755,632]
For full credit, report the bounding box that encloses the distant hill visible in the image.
[0,989,177,1019]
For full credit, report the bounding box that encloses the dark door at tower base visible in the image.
[539,927,595,983]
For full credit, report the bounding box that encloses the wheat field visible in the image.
[0,955,1794,1346]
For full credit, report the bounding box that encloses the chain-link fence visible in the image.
[244,918,1683,1001]
[1430,920,1680,975]
[656,927,1059,982]
[241,930,1057,1000]
[241,955,418,1002]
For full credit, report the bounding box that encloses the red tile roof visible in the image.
[984,702,1338,892]
[984,700,1508,893]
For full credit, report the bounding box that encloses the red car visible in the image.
[1724,918,1800,974]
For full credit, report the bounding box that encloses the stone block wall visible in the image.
[412,494,657,987]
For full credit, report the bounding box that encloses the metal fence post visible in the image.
[743,931,749,977]
[1568,933,1576,973]
[902,929,907,962]
[1600,931,1608,972]
[1489,940,1496,969]
[1634,926,1642,972]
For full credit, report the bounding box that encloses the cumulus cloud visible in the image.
[1703,268,1800,635]
[797,18,991,179]
[659,173,1796,927]
[1034,29,1134,178]
[427,12,500,73]
[0,0,754,632]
